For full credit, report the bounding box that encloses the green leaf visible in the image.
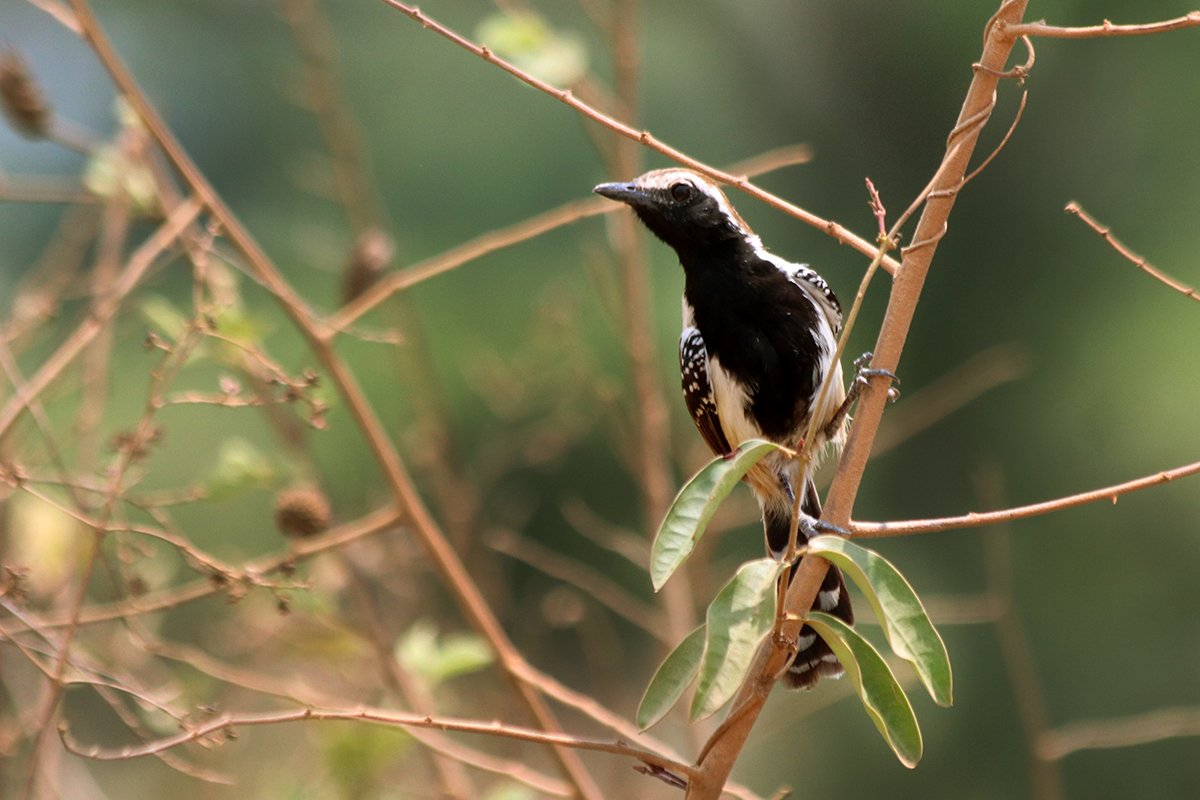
[807,536,952,706]
[636,624,706,730]
[205,437,278,498]
[690,558,784,722]
[806,611,923,768]
[476,11,588,85]
[395,621,494,687]
[651,439,781,591]
[483,785,538,800]
[139,295,190,342]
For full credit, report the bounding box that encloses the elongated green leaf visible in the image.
[690,558,784,722]
[636,624,706,730]
[651,439,781,591]
[807,535,953,706]
[806,611,923,768]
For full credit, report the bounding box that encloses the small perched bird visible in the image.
[595,168,861,688]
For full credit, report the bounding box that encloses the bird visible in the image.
[595,167,866,688]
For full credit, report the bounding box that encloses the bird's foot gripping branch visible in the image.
[641,439,953,768]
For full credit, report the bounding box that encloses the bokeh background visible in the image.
[2,1,1198,798]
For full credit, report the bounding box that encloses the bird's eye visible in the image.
[669,182,694,203]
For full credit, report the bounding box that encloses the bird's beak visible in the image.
[593,181,648,206]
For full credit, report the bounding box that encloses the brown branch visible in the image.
[150,631,573,796]
[330,144,819,333]
[0,174,93,204]
[1065,202,1200,302]
[0,196,201,443]
[872,343,1029,456]
[491,529,669,642]
[23,0,81,33]
[686,3,1032,796]
[1002,11,1200,39]
[65,3,604,794]
[1037,706,1200,759]
[330,196,608,331]
[851,457,1200,538]
[601,0,699,656]
[60,705,695,779]
[379,0,899,276]
[976,468,1064,800]
[16,504,403,631]
[279,0,385,234]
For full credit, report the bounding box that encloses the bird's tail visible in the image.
[762,477,855,690]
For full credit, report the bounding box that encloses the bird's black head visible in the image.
[594,168,751,252]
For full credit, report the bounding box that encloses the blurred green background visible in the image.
[2,1,1198,798]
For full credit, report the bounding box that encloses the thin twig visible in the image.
[15,504,402,631]
[1038,706,1200,759]
[976,467,1064,800]
[872,343,1029,456]
[1065,202,1200,302]
[491,529,669,642]
[379,0,899,276]
[601,0,699,655]
[0,197,202,442]
[852,457,1200,537]
[59,705,696,778]
[330,144,819,332]
[66,4,604,793]
[1001,12,1200,40]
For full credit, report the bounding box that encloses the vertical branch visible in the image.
[602,0,697,646]
[281,0,481,553]
[279,0,385,233]
[686,2,1031,797]
[343,563,476,800]
[977,467,1064,800]
[75,159,132,471]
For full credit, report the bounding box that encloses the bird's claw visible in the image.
[852,352,900,403]
[801,515,851,539]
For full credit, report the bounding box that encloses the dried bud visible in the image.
[0,50,51,139]
[340,228,395,304]
[274,484,331,539]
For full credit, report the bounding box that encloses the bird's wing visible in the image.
[679,326,733,457]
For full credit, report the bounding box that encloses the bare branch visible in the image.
[852,458,1200,537]
[0,196,202,442]
[329,144,822,332]
[60,705,696,779]
[1038,706,1200,759]
[64,2,606,792]
[1065,202,1200,302]
[688,3,1033,795]
[378,0,899,275]
[872,344,1030,456]
[491,528,669,642]
[1002,12,1200,40]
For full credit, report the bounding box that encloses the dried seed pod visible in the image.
[274,484,332,538]
[0,50,51,139]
